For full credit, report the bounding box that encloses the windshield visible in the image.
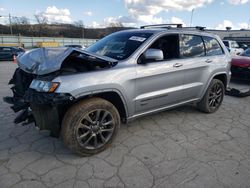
[86,32,153,60]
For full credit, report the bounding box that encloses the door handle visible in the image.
[173,63,183,68]
[205,59,213,63]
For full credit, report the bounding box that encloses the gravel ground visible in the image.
[0,61,250,188]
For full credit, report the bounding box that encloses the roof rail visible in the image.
[140,24,206,31]
[140,24,183,29]
[186,26,206,31]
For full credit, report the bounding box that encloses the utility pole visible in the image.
[82,26,85,38]
[81,21,85,38]
[9,13,13,35]
[190,9,194,27]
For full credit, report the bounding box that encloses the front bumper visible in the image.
[26,90,75,137]
[24,89,74,105]
[4,68,75,137]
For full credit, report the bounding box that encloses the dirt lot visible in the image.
[0,61,250,188]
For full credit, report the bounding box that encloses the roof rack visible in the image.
[140,24,183,29]
[186,26,206,31]
[140,24,206,31]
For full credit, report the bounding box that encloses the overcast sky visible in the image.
[0,0,250,29]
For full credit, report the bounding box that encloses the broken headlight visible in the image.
[30,80,59,93]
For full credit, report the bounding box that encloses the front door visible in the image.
[134,34,185,114]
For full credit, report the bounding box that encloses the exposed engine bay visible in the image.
[3,47,118,136]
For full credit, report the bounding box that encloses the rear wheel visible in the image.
[61,98,120,156]
[197,79,225,113]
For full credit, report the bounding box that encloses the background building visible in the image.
[207,29,250,47]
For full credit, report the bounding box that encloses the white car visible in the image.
[223,40,244,56]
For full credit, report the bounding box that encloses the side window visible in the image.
[148,34,179,60]
[203,36,224,56]
[2,47,11,51]
[223,41,229,47]
[180,35,205,58]
[231,41,239,48]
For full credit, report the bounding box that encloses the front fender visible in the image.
[55,82,132,119]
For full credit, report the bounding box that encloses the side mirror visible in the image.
[142,49,164,62]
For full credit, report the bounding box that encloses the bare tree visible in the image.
[34,13,48,25]
[12,16,30,25]
[108,22,124,28]
[19,17,30,25]
[34,13,48,36]
[73,20,85,38]
[74,20,84,28]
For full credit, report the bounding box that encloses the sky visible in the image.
[0,0,250,29]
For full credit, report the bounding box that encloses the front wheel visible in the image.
[197,79,225,113]
[61,98,120,156]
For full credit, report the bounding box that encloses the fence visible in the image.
[0,35,98,48]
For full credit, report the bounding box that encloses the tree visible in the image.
[73,20,85,38]
[19,17,29,25]
[34,13,48,36]
[74,20,84,28]
[12,16,30,25]
[108,22,123,28]
[34,13,48,25]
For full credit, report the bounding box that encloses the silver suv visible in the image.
[5,25,231,156]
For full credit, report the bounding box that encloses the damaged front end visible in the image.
[4,47,117,137]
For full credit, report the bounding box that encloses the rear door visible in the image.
[180,34,225,101]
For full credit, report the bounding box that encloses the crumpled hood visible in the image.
[17,47,117,75]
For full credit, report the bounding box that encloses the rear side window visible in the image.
[223,41,229,47]
[0,47,11,51]
[180,35,205,58]
[203,36,224,56]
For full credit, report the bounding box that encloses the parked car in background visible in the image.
[5,25,231,156]
[239,44,248,50]
[64,44,85,49]
[240,48,250,57]
[0,46,25,61]
[223,40,244,56]
[231,53,250,80]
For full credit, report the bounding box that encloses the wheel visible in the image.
[61,97,120,156]
[197,79,225,113]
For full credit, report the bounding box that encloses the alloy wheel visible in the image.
[75,109,115,150]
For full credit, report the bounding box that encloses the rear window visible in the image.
[203,36,224,56]
[180,35,205,58]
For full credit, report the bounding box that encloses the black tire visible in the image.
[61,97,120,156]
[197,79,225,113]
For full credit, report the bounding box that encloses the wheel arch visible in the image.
[74,90,128,123]
[200,72,228,99]
[213,73,227,89]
